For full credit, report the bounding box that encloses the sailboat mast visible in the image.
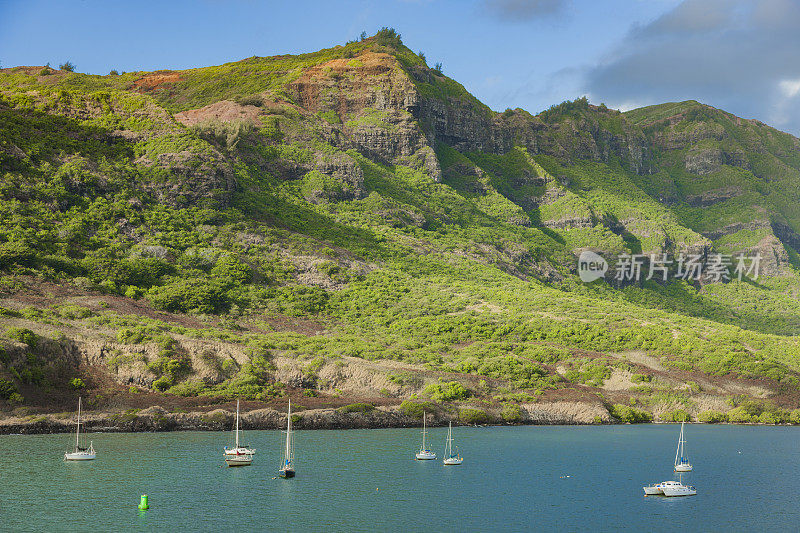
[235,400,240,449]
[675,422,683,465]
[76,397,81,448]
[422,413,427,450]
[285,398,292,462]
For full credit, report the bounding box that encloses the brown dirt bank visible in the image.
[0,400,614,434]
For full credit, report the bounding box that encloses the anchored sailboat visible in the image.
[415,412,436,460]
[224,400,255,466]
[443,421,463,465]
[674,421,692,472]
[279,398,295,478]
[64,397,95,461]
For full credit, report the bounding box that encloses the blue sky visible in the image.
[1,0,798,134]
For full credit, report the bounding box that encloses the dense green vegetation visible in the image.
[2,31,800,422]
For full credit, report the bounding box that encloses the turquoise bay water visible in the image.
[2,425,799,532]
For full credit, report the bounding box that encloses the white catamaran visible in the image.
[674,421,692,472]
[64,397,95,461]
[443,421,463,465]
[224,400,255,466]
[415,412,436,460]
[279,398,295,478]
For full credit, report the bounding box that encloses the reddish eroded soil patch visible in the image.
[288,51,404,114]
[132,70,182,93]
[297,51,396,81]
[173,99,263,126]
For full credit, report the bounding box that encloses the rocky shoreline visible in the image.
[3,402,792,434]
[0,401,614,434]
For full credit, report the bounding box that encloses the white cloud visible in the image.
[778,79,800,99]
[581,0,800,135]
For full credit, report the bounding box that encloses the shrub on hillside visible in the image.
[147,277,229,314]
[400,400,435,419]
[501,403,523,422]
[660,409,691,422]
[609,404,653,423]
[423,381,470,401]
[459,408,490,424]
[697,410,728,423]
[374,27,402,47]
[0,241,37,269]
[166,380,208,397]
[338,403,375,414]
[6,327,38,348]
[726,406,755,423]
[0,378,17,399]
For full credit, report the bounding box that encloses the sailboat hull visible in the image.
[279,469,295,478]
[64,452,96,461]
[443,457,463,465]
[225,455,253,466]
[674,464,692,472]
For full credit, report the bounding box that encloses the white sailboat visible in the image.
[442,421,463,465]
[279,398,295,478]
[64,397,95,461]
[674,421,692,472]
[415,412,436,460]
[224,400,255,466]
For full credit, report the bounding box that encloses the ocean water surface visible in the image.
[2,425,798,531]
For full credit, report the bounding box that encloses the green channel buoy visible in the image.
[138,494,149,510]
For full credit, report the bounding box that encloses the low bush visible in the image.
[697,410,728,423]
[6,327,38,348]
[399,400,435,419]
[423,381,470,401]
[459,408,490,424]
[166,380,207,397]
[338,402,375,414]
[660,409,691,422]
[0,378,17,399]
[727,406,755,423]
[500,403,523,422]
[609,404,653,423]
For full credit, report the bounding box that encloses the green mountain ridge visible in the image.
[2,30,800,426]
